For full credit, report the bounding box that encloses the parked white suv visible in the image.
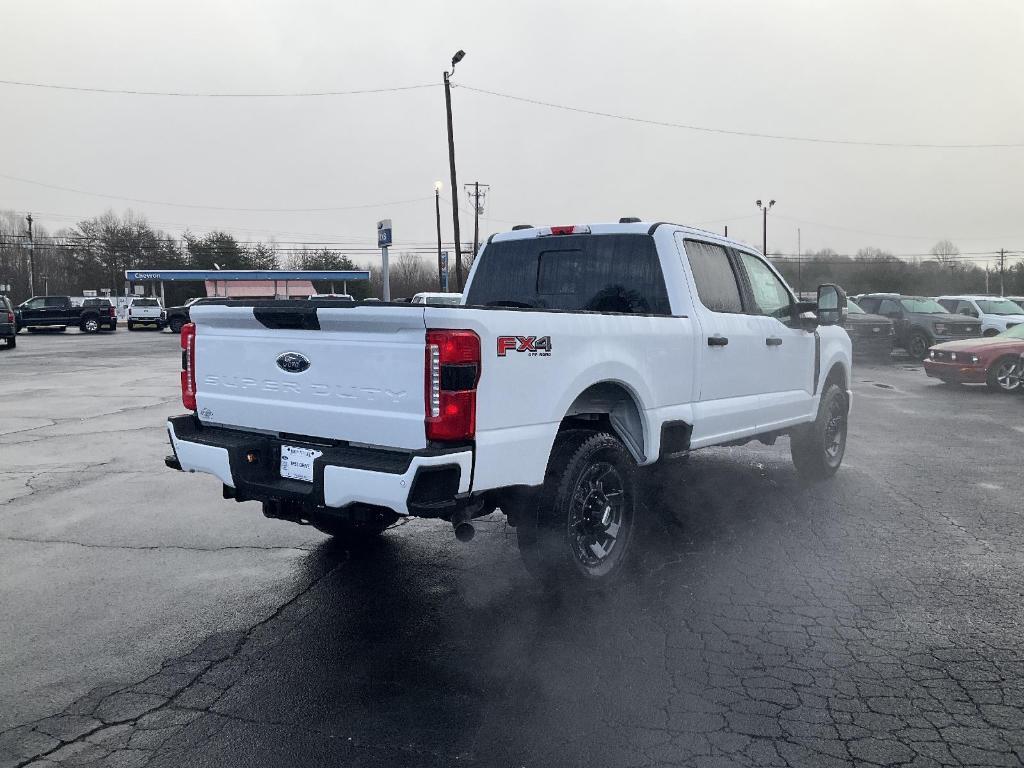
[166,221,852,584]
[936,295,1024,337]
[126,297,164,331]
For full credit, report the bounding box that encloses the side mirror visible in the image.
[816,284,847,327]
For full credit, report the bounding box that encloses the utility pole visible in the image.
[26,213,35,296]
[998,248,1006,296]
[797,228,802,296]
[756,199,775,256]
[444,50,466,290]
[434,182,444,290]
[464,181,489,263]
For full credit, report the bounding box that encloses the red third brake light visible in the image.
[538,224,591,237]
[425,329,480,441]
[180,323,197,411]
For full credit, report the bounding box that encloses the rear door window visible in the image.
[681,240,744,314]
[44,297,66,307]
[465,234,670,314]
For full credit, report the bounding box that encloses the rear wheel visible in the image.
[908,332,931,360]
[5,336,14,349]
[80,317,99,333]
[986,356,1022,393]
[127,321,135,331]
[791,384,849,481]
[168,317,185,334]
[517,430,639,585]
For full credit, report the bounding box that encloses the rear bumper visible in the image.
[166,414,472,516]
[922,359,987,384]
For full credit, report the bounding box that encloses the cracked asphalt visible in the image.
[1,330,1022,767]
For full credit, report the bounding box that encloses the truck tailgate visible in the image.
[190,304,429,450]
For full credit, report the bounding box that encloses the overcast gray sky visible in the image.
[1,0,1022,267]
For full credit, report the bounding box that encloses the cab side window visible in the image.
[955,301,978,317]
[878,299,902,317]
[24,298,45,309]
[682,240,744,314]
[736,252,793,320]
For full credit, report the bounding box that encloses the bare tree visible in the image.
[929,239,960,269]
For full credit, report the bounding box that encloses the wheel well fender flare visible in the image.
[557,380,650,464]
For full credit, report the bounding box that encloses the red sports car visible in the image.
[923,324,1024,393]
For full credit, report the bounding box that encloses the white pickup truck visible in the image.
[166,221,852,583]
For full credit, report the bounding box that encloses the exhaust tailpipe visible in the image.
[451,508,476,542]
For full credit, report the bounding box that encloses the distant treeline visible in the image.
[0,209,452,304]
[770,244,1023,298]
[1,209,1019,304]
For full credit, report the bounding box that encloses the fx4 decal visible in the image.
[497,335,552,357]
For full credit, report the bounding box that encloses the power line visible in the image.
[0,79,439,98]
[0,172,431,212]
[458,84,1024,150]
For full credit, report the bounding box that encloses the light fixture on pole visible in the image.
[434,181,444,290]
[756,199,775,256]
[443,50,466,290]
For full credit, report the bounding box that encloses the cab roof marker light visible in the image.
[537,225,591,237]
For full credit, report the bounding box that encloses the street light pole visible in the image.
[26,213,35,296]
[756,199,775,256]
[444,50,466,291]
[434,181,443,290]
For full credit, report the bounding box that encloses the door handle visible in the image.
[766,337,783,346]
[707,336,729,347]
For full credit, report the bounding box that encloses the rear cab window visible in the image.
[465,233,671,314]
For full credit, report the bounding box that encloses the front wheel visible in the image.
[517,431,639,585]
[908,332,931,360]
[987,356,1022,393]
[790,384,849,481]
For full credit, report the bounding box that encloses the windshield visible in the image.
[847,300,866,314]
[997,324,1024,340]
[900,298,948,314]
[977,299,1024,315]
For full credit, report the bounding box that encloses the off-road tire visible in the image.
[790,383,849,481]
[908,332,931,360]
[517,430,639,585]
[986,355,1022,393]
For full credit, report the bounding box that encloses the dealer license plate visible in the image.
[280,445,322,483]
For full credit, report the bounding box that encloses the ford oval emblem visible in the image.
[276,352,311,373]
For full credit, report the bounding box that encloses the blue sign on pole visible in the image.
[440,250,449,292]
[377,219,393,248]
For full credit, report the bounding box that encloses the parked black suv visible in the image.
[846,299,895,359]
[855,294,981,359]
[1,295,16,348]
[162,297,211,334]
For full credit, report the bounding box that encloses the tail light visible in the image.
[180,323,197,411]
[425,329,480,441]
[5,311,12,324]
[108,305,116,318]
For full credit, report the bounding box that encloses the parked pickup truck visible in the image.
[166,221,852,583]
[16,295,118,334]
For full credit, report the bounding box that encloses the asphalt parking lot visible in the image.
[1,329,1022,768]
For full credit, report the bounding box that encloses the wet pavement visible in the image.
[1,330,1022,767]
